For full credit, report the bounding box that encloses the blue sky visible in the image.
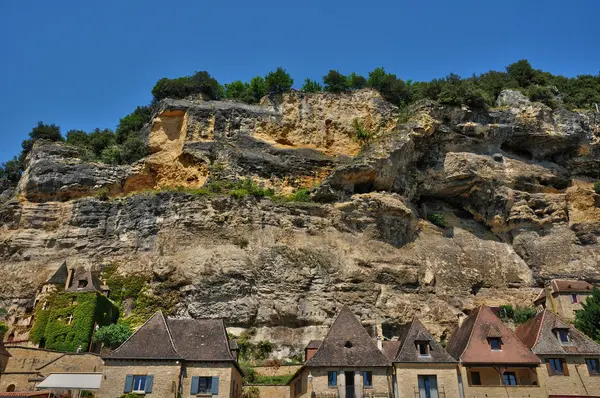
[1,0,599,163]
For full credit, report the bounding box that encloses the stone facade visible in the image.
[291,367,391,398]
[247,385,289,398]
[539,356,600,396]
[458,366,547,398]
[0,346,103,392]
[552,293,589,322]
[180,362,242,398]
[97,360,181,398]
[394,364,460,398]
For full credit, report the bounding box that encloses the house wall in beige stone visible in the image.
[539,355,600,396]
[0,347,102,392]
[552,293,589,321]
[291,367,390,398]
[180,362,242,398]
[247,385,290,398]
[394,364,460,398]
[458,366,547,398]
[97,360,181,398]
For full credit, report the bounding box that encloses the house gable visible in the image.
[394,318,456,363]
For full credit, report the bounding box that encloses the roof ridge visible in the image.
[532,310,547,348]
[460,306,483,361]
[219,318,235,361]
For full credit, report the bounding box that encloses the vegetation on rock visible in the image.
[428,212,447,228]
[0,321,7,340]
[575,287,600,342]
[301,78,322,93]
[93,323,133,347]
[498,305,537,324]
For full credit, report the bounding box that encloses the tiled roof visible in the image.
[394,318,456,363]
[105,311,236,362]
[167,318,235,361]
[0,341,11,357]
[382,341,401,362]
[551,280,593,293]
[45,261,68,285]
[305,340,322,350]
[515,310,600,356]
[305,306,390,367]
[446,306,540,365]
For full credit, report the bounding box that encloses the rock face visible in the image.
[2,89,600,351]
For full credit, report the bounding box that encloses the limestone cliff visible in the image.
[1,89,599,356]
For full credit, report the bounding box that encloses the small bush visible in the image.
[301,79,322,93]
[347,72,367,90]
[323,70,349,93]
[353,119,373,144]
[291,189,311,202]
[242,365,257,384]
[94,187,110,201]
[0,321,7,340]
[265,67,293,94]
[242,386,260,398]
[428,212,446,227]
[93,323,132,347]
[498,304,536,324]
[594,181,600,194]
[528,85,558,108]
[256,340,273,360]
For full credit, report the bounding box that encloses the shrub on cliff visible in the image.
[367,67,410,105]
[575,287,600,342]
[527,85,558,108]
[151,71,221,101]
[0,321,7,340]
[0,157,23,183]
[224,80,249,100]
[301,78,322,93]
[347,72,367,90]
[116,106,152,144]
[265,67,293,94]
[323,70,349,93]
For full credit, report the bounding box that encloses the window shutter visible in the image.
[212,376,219,395]
[563,359,570,376]
[332,371,337,386]
[145,374,154,393]
[362,371,367,386]
[191,376,200,395]
[429,376,438,395]
[124,375,134,393]
[546,361,553,376]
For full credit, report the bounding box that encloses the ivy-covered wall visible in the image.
[29,291,119,352]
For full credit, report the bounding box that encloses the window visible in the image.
[344,341,353,348]
[502,372,517,386]
[548,358,565,375]
[417,342,430,356]
[133,375,147,393]
[198,377,213,394]
[418,375,438,398]
[470,371,481,386]
[77,280,88,288]
[558,329,570,344]
[586,358,600,375]
[327,371,337,387]
[571,294,579,304]
[489,338,502,350]
[362,371,372,388]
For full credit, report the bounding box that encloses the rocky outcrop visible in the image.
[2,89,600,350]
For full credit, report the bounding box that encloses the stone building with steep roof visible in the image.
[516,309,600,397]
[445,305,546,398]
[288,306,392,398]
[98,311,243,398]
[534,279,594,321]
[390,318,460,398]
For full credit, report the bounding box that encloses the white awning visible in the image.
[36,373,102,390]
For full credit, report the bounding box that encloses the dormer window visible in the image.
[416,341,430,356]
[557,329,570,345]
[77,280,88,289]
[344,341,353,348]
[489,338,502,350]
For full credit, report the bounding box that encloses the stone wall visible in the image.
[0,346,103,392]
[254,365,301,377]
[247,385,290,398]
[394,364,460,398]
[458,366,547,398]
[180,362,241,398]
[539,356,600,396]
[552,293,586,322]
[292,367,391,398]
[97,359,180,398]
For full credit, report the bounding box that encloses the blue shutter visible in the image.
[332,371,337,386]
[212,376,219,395]
[124,375,134,393]
[145,374,154,393]
[191,376,200,395]
[417,376,426,398]
[363,372,367,386]
[430,376,438,395]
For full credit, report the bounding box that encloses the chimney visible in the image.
[457,313,467,328]
[376,320,383,351]
[65,268,74,290]
[376,335,383,351]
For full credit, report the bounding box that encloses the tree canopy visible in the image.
[575,287,600,342]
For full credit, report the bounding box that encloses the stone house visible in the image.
[388,318,460,398]
[98,311,243,398]
[534,279,594,321]
[0,342,10,381]
[516,309,600,397]
[445,305,546,398]
[288,306,392,398]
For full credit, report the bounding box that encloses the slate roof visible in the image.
[45,261,68,285]
[515,309,600,356]
[394,318,456,363]
[382,341,401,362]
[65,267,103,293]
[0,341,11,357]
[304,306,390,367]
[445,306,540,365]
[551,280,593,294]
[105,311,237,362]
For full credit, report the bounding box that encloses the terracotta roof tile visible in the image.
[305,306,390,367]
[516,310,600,356]
[551,280,593,293]
[394,318,456,363]
[446,306,540,365]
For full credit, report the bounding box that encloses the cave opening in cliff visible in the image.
[353,181,374,194]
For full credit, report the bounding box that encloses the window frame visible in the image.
[586,358,600,376]
[548,358,565,375]
[489,338,502,351]
[416,341,430,357]
[362,371,373,388]
[557,329,570,345]
[470,371,481,386]
[502,372,517,386]
[198,377,213,395]
[327,371,337,388]
[570,294,579,304]
[132,375,147,393]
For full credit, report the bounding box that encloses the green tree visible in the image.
[244,76,268,103]
[224,80,249,100]
[575,287,600,342]
[323,70,348,93]
[189,71,221,100]
[93,323,133,347]
[88,128,116,158]
[116,106,152,144]
[347,72,367,90]
[527,85,558,108]
[301,79,322,93]
[0,321,7,340]
[265,67,293,94]
[367,67,410,105]
[65,130,90,148]
[506,59,536,88]
[1,158,23,182]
